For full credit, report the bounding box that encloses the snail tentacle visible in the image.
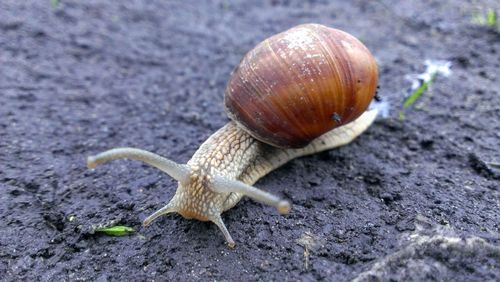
[210,175,291,214]
[87,147,190,183]
[212,215,235,248]
[143,201,178,226]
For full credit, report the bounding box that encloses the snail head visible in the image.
[87,148,290,247]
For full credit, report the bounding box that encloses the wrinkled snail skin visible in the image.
[86,24,379,248]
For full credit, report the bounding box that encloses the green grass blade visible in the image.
[403,73,437,108]
[487,8,496,26]
[95,225,135,236]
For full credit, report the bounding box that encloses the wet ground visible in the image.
[1,0,499,281]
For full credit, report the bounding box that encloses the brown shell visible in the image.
[224,24,378,148]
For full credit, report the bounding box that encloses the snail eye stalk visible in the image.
[87,147,191,183]
[210,175,290,215]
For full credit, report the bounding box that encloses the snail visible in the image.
[86,24,378,248]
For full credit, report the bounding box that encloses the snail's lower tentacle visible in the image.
[212,215,235,248]
[210,175,291,215]
[87,147,190,183]
[143,203,177,226]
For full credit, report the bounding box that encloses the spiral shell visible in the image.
[224,24,378,148]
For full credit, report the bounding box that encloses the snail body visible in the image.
[87,24,378,248]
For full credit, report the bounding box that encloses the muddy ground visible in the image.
[0,0,499,281]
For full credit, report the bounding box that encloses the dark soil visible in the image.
[1,0,499,281]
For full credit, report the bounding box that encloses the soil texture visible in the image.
[1,0,499,281]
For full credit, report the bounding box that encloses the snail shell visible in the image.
[224,23,378,148]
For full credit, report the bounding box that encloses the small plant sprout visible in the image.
[95,225,135,236]
[472,8,500,31]
[400,60,452,119]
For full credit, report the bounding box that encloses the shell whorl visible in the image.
[225,24,378,148]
